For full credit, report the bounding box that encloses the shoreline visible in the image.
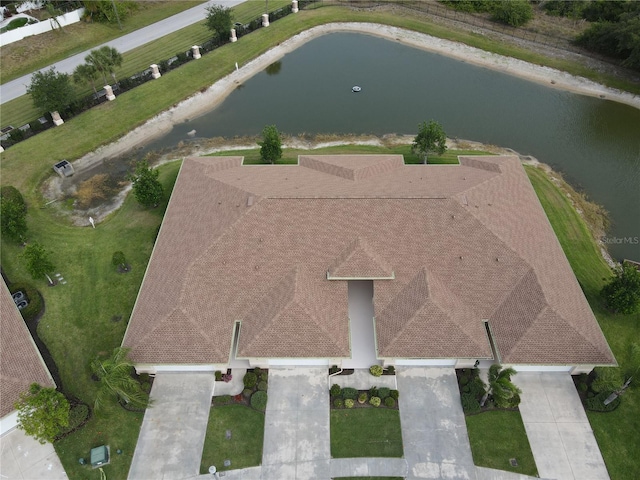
[72,22,640,169]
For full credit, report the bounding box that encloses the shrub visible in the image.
[333,398,344,408]
[390,390,399,400]
[468,377,486,399]
[342,387,358,400]
[253,367,262,376]
[369,365,383,377]
[330,384,342,397]
[461,393,481,414]
[378,387,391,399]
[578,382,588,393]
[257,380,268,391]
[386,365,395,374]
[491,0,533,27]
[585,391,621,412]
[243,372,258,388]
[213,395,233,406]
[369,386,379,398]
[251,391,268,411]
[358,392,368,404]
[222,374,232,383]
[345,398,355,409]
[384,397,396,408]
[369,396,381,407]
[260,372,268,382]
[242,388,253,399]
[9,283,43,322]
[59,403,90,436]
[215,370,222,381]
[329,365,339,375]
[459,375,469,386]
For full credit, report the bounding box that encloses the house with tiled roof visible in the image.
[122,155,615,373]
[0,281,56,435]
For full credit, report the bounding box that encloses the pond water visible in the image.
[143,33,640,261]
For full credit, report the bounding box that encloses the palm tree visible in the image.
[487,364,521,408]
[73,63,99,95]
[90,347,150,410]
[99,46,123,84]
[85,50,109,85]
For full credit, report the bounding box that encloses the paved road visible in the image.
[0,1,245,104]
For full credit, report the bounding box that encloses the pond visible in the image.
[143,32,640,261]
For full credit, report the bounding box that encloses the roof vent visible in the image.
[459,256,464,260]
[247,196,254,207]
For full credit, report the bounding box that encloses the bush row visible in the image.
[330,384,399,409]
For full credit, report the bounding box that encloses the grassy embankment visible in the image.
[3,3,640,132]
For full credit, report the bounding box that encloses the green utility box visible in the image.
[90,445,109,467]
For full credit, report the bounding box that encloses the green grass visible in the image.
[199,404,265,474]
[330,409,403,458]
[0,1,207,84]
[0,160,182,479]
[526,166,640,480]
[465,410,538,476]
[209,145,490,164]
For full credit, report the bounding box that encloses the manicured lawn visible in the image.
[0,1,206,84]
[330,409,403,458]
[526,166,640,480]
[465,410,537,476]
[200,405,265,474]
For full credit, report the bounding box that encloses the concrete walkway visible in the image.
[128,372,215,480]
[212,368,246,396]
[329,368,397,390]
[261,367,330,480]
[514,372,610,480]
[0,1,246,103]
[342,280,379,369]
[397,367,476,480]
[0,428,68,479]
[330,457,408,477]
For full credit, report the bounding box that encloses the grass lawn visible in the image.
[1,160,182,479]
[209,145,490,164]
[199,405,265,474]
[330,409,403,458]
[465,410,537,476]
[526,166,640,480]
[0,1,206,84]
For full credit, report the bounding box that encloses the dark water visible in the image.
[145,33,640,261]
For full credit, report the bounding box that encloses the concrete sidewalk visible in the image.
[514,372,609,480]
[128,372,215,480]
[329,368,397,390]
[0,428,68,479]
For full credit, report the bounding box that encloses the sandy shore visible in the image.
[73,22,640,170]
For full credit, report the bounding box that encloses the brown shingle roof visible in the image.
[123,155,615,366]
[0,281,55,417]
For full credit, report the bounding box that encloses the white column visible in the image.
[191,45,201,59]
[292,1,299,13]
[230,28,237,42]
[104,85,115,101]
[51,111,64,126]
[262,13,269,27]
[150,64,161,79]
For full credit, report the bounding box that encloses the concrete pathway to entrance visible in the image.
[128,372,215,480]
[342,281,379,369]
[261,367,330,480]
[0,428,68,479]
[514,372,610,480]
[397,367,476,480]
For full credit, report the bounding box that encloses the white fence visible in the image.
[0,8,84,46]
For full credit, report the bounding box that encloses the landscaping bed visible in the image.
[329,384,399,411]
[573,371,621,413]
[211,368,269,413]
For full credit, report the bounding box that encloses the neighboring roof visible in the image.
[0,281,55,418]
[123,154,615,366]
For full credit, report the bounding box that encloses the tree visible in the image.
[128,160,163,207]
[601,262,640,314]
[85,46,123,85]
[73,63,100,94]
[491,0,534,27]
[412,120,447,164]
[27,67,76,115]
[81,1,136,24]
[205,4,233,40]
[258,124,283,164]
[487,364,521,408]
[0,186,27,242]
[21,242,55,282]
[112,251,128,271]
[90,347,150,410]
[15,383,69,444]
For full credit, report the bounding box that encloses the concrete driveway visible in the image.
[128,372,215,480]
[0,428,68,479]
[397,367,476,480]
[261,367,330,480]
[514,372,610,480]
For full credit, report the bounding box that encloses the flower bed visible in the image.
[211,368,269,412]
[329,384,399,410]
